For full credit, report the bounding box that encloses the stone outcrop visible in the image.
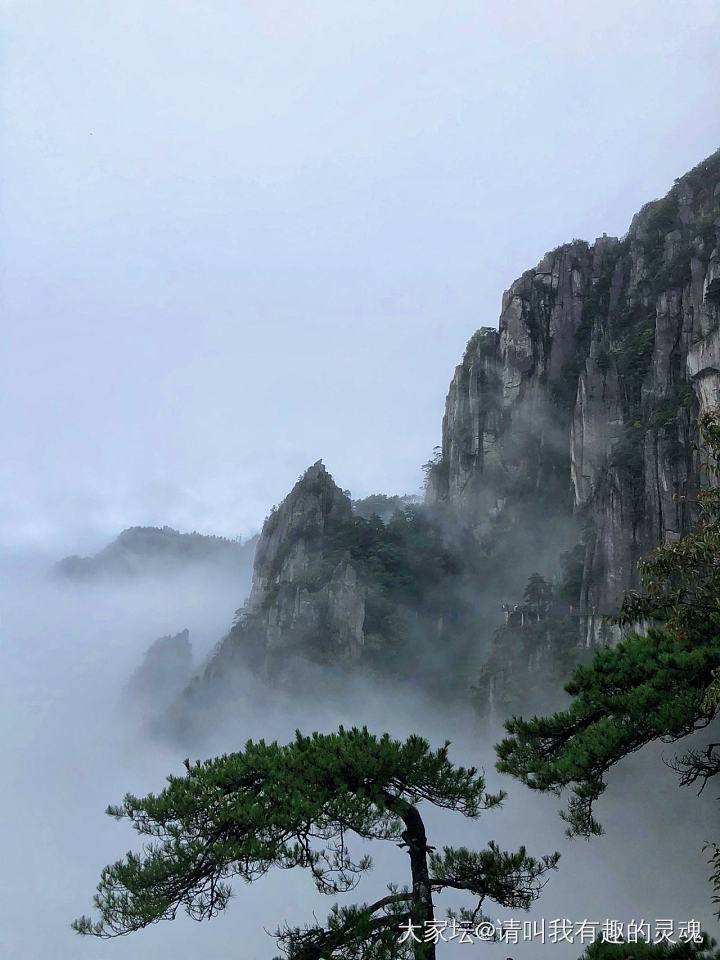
[207,461,366,678]
[428,150,720,638]
[160,149,720,735]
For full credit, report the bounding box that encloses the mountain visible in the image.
[238,461,366,668]
[53,526,258,580]
[163,148,720,731]
[123,629,194,724]
[428,149,720,642]
[199,462,483,683]
[352,493,422,522]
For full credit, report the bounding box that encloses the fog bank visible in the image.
[1,557,717,959]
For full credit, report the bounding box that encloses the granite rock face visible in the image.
[428,150,720,639]
[163,150,720,734]
[207,461,366,678]
[248,460,352,609]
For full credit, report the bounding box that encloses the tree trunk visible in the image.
[399,802,436,960]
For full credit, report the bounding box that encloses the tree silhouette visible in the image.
[74,726,558,959]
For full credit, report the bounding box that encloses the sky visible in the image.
[2,0,720,556]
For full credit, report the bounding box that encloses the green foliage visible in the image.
[607,421,647,523]
[639,150,720,290]
[523,573,553,607]
[305,507,471,661]
[618,410,720,637]
[421,447,449,493]
[274,892,415,960]
[324,508,461,602]
[674,149,720,197]
[558,543,585,604]
[261,499,489,681]
[475,367,503,418]
[610,428,644,476]
[353,494,419,523]
[654,243,693,289]
[651,387,694,431]
[496,412,720,906]
[549,357,585,407]
[464,327,498,361]
[496,623,720,836]
[605,293,656,444]
[595,347,610,373]
[73,727,558,959]
[428,840,558,909]
[577,934,720,960]
[639,195,679,263]
[472,564,590,719]
[614,320,656,401]
[579,264,619,355]
[706,278,720,308]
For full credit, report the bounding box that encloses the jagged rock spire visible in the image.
[248,459,352,609]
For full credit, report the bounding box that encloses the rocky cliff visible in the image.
[170,459,488,731]
[162,149,720,735]
[427,149,720,640]
[204,462,367,681]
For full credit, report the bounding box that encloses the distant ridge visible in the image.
[53,525,258,580]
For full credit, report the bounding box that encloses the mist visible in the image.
[0,555,716,959]
[4,2,720,957]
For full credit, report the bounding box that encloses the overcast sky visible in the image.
[2,0,720,555]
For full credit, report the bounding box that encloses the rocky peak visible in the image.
[163,149,720,734]
[201,461,365,682]
[248,460,352,610]
[428,148,720,637]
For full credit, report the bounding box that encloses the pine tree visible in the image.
[495,411,720,907]
[577,934,720,959]
[73,726,558,959]
[523,572,553,618]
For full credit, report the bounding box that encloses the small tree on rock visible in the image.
[523,573,553,619]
